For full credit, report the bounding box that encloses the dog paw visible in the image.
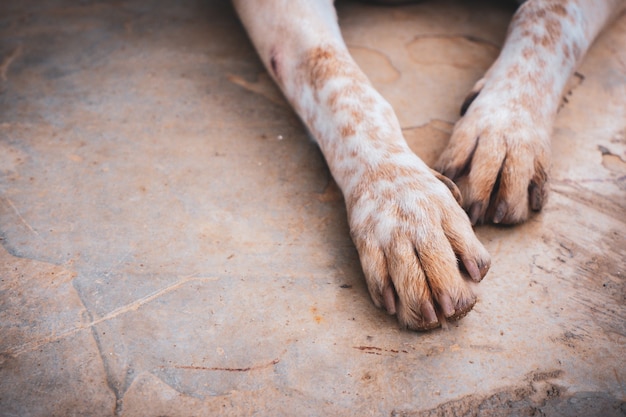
[347,156,490,330]
[436,81,550,225]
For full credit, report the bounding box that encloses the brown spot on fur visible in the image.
[517,2,568,22]
[515,3,568,51]
[506,63,521,78]
[386,143,405,155]
[547,4,567,17]
[347,161,429,211]
[327,90,340,109]
[340,124,356,138]
[543,18,562,50]
[306,47,339,90]
[374,162,416,182]
[350,109,365,124]
[515,91,537,110]
[302,45,367,91]
[562,43,571,60]
[571,41,582,61]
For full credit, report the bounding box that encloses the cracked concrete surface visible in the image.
[1,1,625,416]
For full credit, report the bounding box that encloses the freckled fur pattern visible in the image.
[437,0,624,225]
[232,0,623,330]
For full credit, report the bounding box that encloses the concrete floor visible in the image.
[1,1,625,416]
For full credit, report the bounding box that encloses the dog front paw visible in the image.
[347,158,490,330]
[436,85,550,225]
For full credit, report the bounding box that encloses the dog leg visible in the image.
[233,0,490,330]
[436,0,625,225]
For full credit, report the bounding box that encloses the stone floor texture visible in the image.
[1,1,625,416]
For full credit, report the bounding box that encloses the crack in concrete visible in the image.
[353,345,409,355]
[164,358,281,373]
[393,369,566,417]
[87,310,127,417]
[401,118,455,133]
[0,45,21,82]
[347,44,401,84]
[1,274,220,359]
[1,197,44,241]
[79,272,219,416]
[551,180,626,222]
[406,33,500,69]
[227,73,287,107]
[407,33,502,50]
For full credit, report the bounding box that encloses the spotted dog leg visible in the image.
[436,0,625,225]
[233,0,490,330]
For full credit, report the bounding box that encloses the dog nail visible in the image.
[469,202,483,225]
[452,296,476,320]
[442,168,457,180]
[462,256,482,282]
[493,200,507,223]
[383,284,396,315]
[529,182,544,211]
[421,301,438,325]
[439,294,456,317]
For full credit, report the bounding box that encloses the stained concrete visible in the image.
[0,1,625,416]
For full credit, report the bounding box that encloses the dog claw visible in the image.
[461,255,483,282]
[448,296,476,322]
[469,202,483,225]
[439,293,456,317]
[493,200,507,223]
[383,284,397,315]
[421,301,439,325]
[529,181,545,211]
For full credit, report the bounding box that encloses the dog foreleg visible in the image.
[233,0,490,330]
